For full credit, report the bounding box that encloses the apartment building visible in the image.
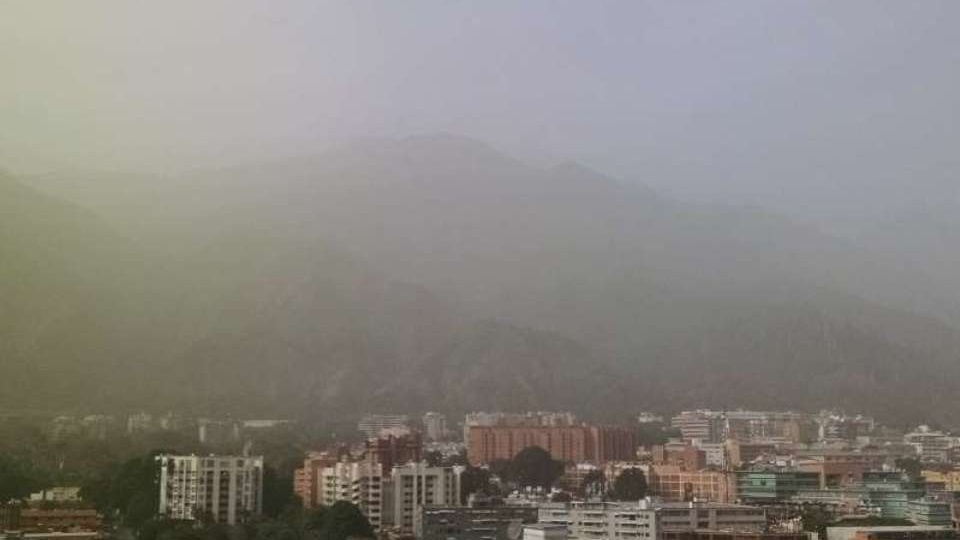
[672,412,724,444]
[293,451,341,507]
[365,433,423,475]
[657,502,765,532]
[423,413,450,441]
[537,501,659,540]
[922,470,960,492]
[388,463,463,534]
[467,425,637,465]
[464,412,579,445]
[905,427,953,463]
[157,454,263,525]
[735,469,821,504]
[317,461,462,533]
[538,500,763,540]
[318,461,385,529]
[358,414,411,439]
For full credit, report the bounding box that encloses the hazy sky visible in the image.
[3,1,959,225]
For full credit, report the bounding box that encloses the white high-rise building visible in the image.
[905,425,953,463]
[422,412,449,441]
[387,463,463,534]
[358,414,411,439]
[317,461,462,533]
[157,454,263,525]
[318,462,385,529]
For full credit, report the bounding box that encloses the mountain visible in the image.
[11,136,960,426]
[0,171,156,405]
[0,172,627,418]
[858,200,960,295]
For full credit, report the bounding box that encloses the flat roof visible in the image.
[827,527,953,532]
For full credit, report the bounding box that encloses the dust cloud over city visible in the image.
[2,3,960,539]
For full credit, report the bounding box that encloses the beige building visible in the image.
[317,461,462,534]
[318,461,385,529]
[648,466,737,503]
[922,470,960,492]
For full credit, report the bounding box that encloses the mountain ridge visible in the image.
[7,137,960,425]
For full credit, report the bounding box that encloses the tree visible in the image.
[445,450,469,467]
[304,505,329,531]
[0,456,40,501]
[319,501,374,540]
[895,457,921,478]
[488,459,512,481]
[508,447,563,489]
[107,453,162,530]
[800,504,833,539]
[424,451,444,467]
[460,466,496,501]
[610,468,647,501]
[262,465,296,518]
[636,423,671,448]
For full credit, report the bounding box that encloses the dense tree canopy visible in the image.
[0,455,43,501]
[610,468,647,501]
[319,501,375,540]
[506,446,564,489]
[460,466,494,501]
[262,465,298,518]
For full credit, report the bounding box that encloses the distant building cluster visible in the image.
[282,408,960,540]
[293,431,462,534]
[13,406,960,540]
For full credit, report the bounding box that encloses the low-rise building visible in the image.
[922,470,960,492]
[907,499,952,527]
[826,526,955,540]
[418,504,536,540]
[790,472,927,519]
[663,532,809,540]
[18,509,102,533]
[735,469,820,504]
[524,524,569,540]
[726,441,777,468]
[657,502,765,533]
[28,488,81,504]
[537,500,764,540]
[537,501,659,540]
[648,466,737,503]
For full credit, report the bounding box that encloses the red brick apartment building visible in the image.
[467,425,637,465]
